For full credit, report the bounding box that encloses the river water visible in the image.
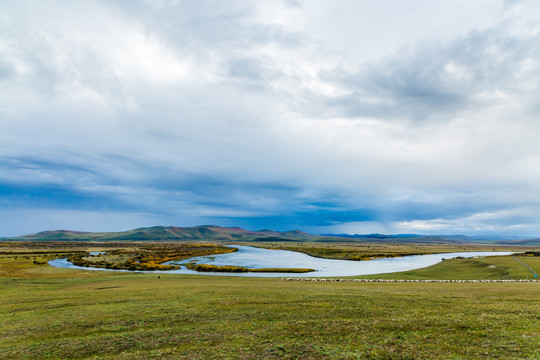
[48,245,514,277]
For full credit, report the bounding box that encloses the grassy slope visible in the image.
[3,226,319,242]
[0,251,539,359]
[1,274,538,359]
[355,255,540,280]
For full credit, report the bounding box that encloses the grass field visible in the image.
[1,244,539,359]
[355,255,540,280]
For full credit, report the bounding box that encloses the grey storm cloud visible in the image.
[317,27,540,122]
[0,60,13,81]
[1,0,540,236]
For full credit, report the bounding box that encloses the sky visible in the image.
[1,0,540,237]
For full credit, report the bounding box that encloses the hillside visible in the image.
[2,226,539,245]
[1,225,326,242]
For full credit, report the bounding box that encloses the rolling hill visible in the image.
[2,225,539,245]
[1,225,324,242]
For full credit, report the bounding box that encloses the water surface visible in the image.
[48,245,513,277]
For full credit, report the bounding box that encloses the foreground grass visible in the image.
[0,272,539,358]
[1,245,539,359]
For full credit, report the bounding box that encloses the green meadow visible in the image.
[0,244,539,359]
[355,255,540,280]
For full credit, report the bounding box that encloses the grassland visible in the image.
[353,255,540,281]
[1,242,539,359]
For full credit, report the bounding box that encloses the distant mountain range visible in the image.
[325,233,540,245]
[324,233,536,242]
[1,225,321,242]
[2,225,540,245]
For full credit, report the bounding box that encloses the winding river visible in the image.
[48,245,514,277]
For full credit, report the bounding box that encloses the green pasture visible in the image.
[356,255,540,280]
[0,248,539,359]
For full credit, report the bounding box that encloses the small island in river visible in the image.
[67,243,238,271]
[184,263,315,273]
[62,243,316,273]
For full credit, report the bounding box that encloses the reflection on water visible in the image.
[49,245,514,277]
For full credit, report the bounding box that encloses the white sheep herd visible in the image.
[282,278,539,283]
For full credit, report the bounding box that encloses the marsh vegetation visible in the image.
[67,243,237,271]
[184,263,315,273]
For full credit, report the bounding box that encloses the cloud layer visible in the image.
[1,0,540,236]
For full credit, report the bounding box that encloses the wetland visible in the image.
[48,244,515,277]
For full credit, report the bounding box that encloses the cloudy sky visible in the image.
[1,0,540,237]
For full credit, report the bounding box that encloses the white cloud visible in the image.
[310,208,540,236]
[1,1,540,235]
[396,208,540,235]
